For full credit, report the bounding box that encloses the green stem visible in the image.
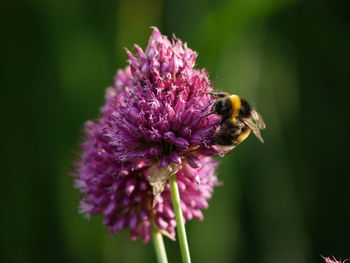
[152,228,168,263]
[169,174,191,263]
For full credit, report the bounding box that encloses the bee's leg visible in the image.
[214,135,231,146]
[220,118,235,127]
[224,120,241,134]
[201,102,217,119]
[214,131,236,146]
[201,101,214,113]
[201,111,215,119]
[219,118,227,125]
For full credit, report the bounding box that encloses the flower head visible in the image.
[74,27,221,242]
[322,256,349,263]
[105,27,219,168]
[75,119,218,242]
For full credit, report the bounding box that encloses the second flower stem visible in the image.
[152,228,168,263]
[169,174,191,263]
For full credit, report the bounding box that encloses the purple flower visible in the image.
[74,27,222,242]
[75,120,219,242]
[104,27,219,167]
[322,256,349,263]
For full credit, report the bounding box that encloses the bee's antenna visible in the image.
[201,101,214,113]
[205,91,228,98]
[201,111,215,119]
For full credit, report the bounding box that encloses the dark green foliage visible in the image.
[1,0,349,262]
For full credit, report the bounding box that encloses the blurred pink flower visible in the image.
[322,256,349,263]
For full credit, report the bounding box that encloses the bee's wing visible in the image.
[251,110,266,129]
[242,110,265,143]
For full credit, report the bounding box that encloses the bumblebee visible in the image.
[207,92,266,151]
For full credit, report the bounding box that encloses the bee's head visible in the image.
[212,96,233,119]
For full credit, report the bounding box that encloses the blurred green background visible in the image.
[1,0,349,262]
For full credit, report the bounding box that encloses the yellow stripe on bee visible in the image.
[236,127,251,144]
[229,95,241,121]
